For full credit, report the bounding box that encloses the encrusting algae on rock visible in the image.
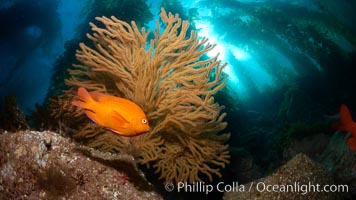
[0,130,163,200]
[224,154,348,200]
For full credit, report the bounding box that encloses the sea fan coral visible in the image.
[60,8,230,183]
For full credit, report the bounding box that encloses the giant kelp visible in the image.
[198,0,356,93]
[55,8,230,183]
[0,0,61,87]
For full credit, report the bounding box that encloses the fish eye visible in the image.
[142,119,147,124]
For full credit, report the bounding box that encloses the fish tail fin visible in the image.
[72,87,94,109]
[334,104,354,131]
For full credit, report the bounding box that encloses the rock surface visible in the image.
[0,130,162,200]
[224,153,349,200]
[318,131,356,195]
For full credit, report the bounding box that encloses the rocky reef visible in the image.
[0,130,162,199]
[224,153,351,200]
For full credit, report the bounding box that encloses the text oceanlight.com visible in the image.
[165,182,349,195]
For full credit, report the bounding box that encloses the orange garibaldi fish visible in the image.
[334,104,356,150]
[72,87,150,137]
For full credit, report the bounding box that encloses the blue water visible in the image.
[1,0,355,113]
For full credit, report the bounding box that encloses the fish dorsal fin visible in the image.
[112,110,130,126]
[90,92,110,102]
[72,87,94,108]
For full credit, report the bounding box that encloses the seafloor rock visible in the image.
[283,133,330,160]
[224,153,348,200]
[318,131,356,195]
[0,130,162,200]
[229,147,262,184]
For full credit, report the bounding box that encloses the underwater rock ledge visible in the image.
[0,130,162,200]
[224,153,349,200]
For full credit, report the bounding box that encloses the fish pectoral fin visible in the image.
[111,111,130,126]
